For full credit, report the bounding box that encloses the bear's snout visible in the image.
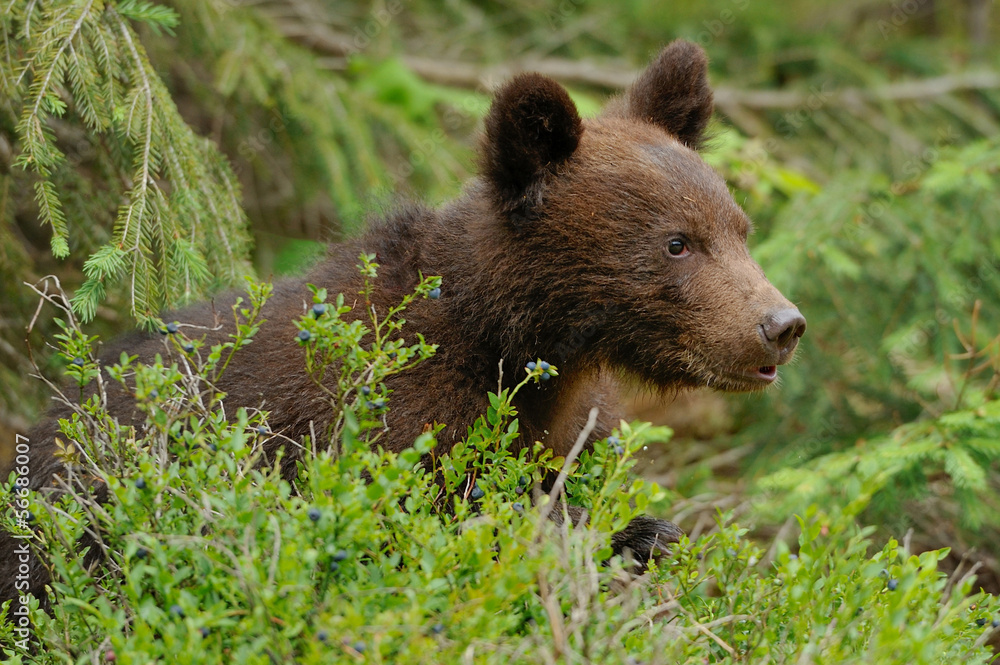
[759,307,807,362]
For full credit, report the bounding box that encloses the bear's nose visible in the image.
[761,307,806,358]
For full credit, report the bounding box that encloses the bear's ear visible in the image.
[479,73,583,221]
[617,40,713,150]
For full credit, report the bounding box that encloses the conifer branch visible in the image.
[116,14,155,319]
[19,0,94,95]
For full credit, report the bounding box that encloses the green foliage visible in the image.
[2,1,252,324]
[757,316,1000,536]
[759,395,1000,527]
[659,510,996,663]
[736,137,1000,551]
[743,135,1000,446]
[294,253,441,447]
[160,1,484,231]
[2,269,998,663]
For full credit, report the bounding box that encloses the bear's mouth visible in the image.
[716,365,778,390]
[756,365,777,381]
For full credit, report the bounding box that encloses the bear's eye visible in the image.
[666,239,689,257]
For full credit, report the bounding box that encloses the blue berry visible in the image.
[539,361,550,371]
[607,436,619,446]
[298,329,311,342]
[135,547,148,560]
[976,618,987,627]
[887,579,898,591]
[526,361,537,371]
[149,389,158,399]
[257,425,268,435]
[329,561,340,573]
[209,443,218,452]
[25,511,35,524]
[311,303,327,318]
[540,373,551,381]
[371,399,386,409]
[352,641,366,653]
[361,386,371,396]
[183,343,195,354]
[431,623,445,635]
[332,550,348,562]
[515,485,525,495]
[512,502,524,512]
[992,618,999,628]
[199,627,210,638]
[613,444,624,455]
[135,477,146,490]
[166,322,179,334]
[317,630,329,642]
[170,604,184,618]
[388,351,397,360]
[307,507,321,522]
[428,287,441,300]
[71,357,84,367]
[470,483,485,501]
[518,476,528,486]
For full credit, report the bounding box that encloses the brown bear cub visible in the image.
[2,40,804,606]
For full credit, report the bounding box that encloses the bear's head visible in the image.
[478,40,805,392]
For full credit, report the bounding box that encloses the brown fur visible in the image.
[1,40,804,606]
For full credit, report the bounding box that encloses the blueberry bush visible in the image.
[2,262,998,663]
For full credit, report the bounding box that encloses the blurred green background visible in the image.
[3,0,1000,586]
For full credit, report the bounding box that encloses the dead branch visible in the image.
[279,21,1000,111]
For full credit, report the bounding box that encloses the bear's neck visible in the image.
[429,189,609,389]
[358,192,619,449]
